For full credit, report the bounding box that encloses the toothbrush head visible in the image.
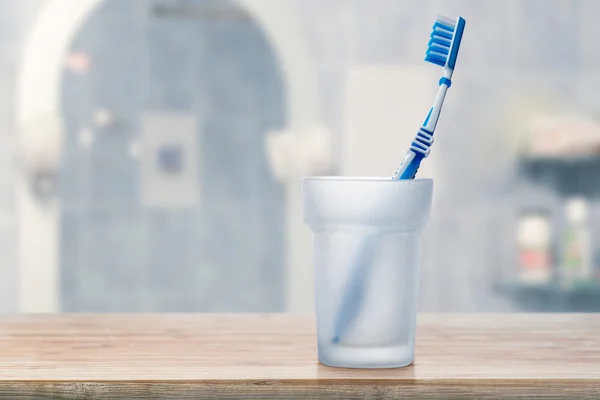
[425,15,466,71]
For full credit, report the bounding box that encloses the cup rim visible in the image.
[302,176,433,183]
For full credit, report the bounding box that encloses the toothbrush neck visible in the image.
[424,68,454,132]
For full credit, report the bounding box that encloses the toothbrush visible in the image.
[332,15,466,344]
[392,15,466,180]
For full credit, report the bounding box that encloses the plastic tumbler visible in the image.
[302,177,433,368]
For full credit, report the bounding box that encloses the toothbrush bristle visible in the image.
[425,15,465,69]
[436,15,456,27]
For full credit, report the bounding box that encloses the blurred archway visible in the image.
[16,0,319,312]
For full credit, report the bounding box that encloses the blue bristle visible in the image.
[424,55,445,67]
[428,45,449,55]
[429,37,451,47]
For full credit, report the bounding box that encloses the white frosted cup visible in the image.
[302,177,433,368]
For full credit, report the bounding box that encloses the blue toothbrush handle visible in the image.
[401,126,433,178]
[398,152,425,180]
[394,108,434,180]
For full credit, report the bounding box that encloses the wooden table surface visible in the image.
[1,314,599,399]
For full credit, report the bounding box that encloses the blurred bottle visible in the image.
[517,211,552,285]
[561,197,592,287]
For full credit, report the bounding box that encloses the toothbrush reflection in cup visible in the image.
[332,234,378,344]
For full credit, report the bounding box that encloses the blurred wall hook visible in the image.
[265,125,334,181]
[93,108,115,129]
[18,112,62,202]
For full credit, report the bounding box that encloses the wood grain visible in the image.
[0,314,599,399]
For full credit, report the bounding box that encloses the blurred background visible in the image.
[1,0,599,314]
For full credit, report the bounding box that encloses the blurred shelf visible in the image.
[518,156,600,196]
[495,279,600,312]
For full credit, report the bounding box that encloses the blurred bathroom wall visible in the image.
[1,0,600,313]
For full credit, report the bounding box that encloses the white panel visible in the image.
[18,180,59,313]
[140,113,200,209]
[342,66,438,180]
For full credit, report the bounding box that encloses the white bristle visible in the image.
[436,15,456,27]
[435,26,454,35]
